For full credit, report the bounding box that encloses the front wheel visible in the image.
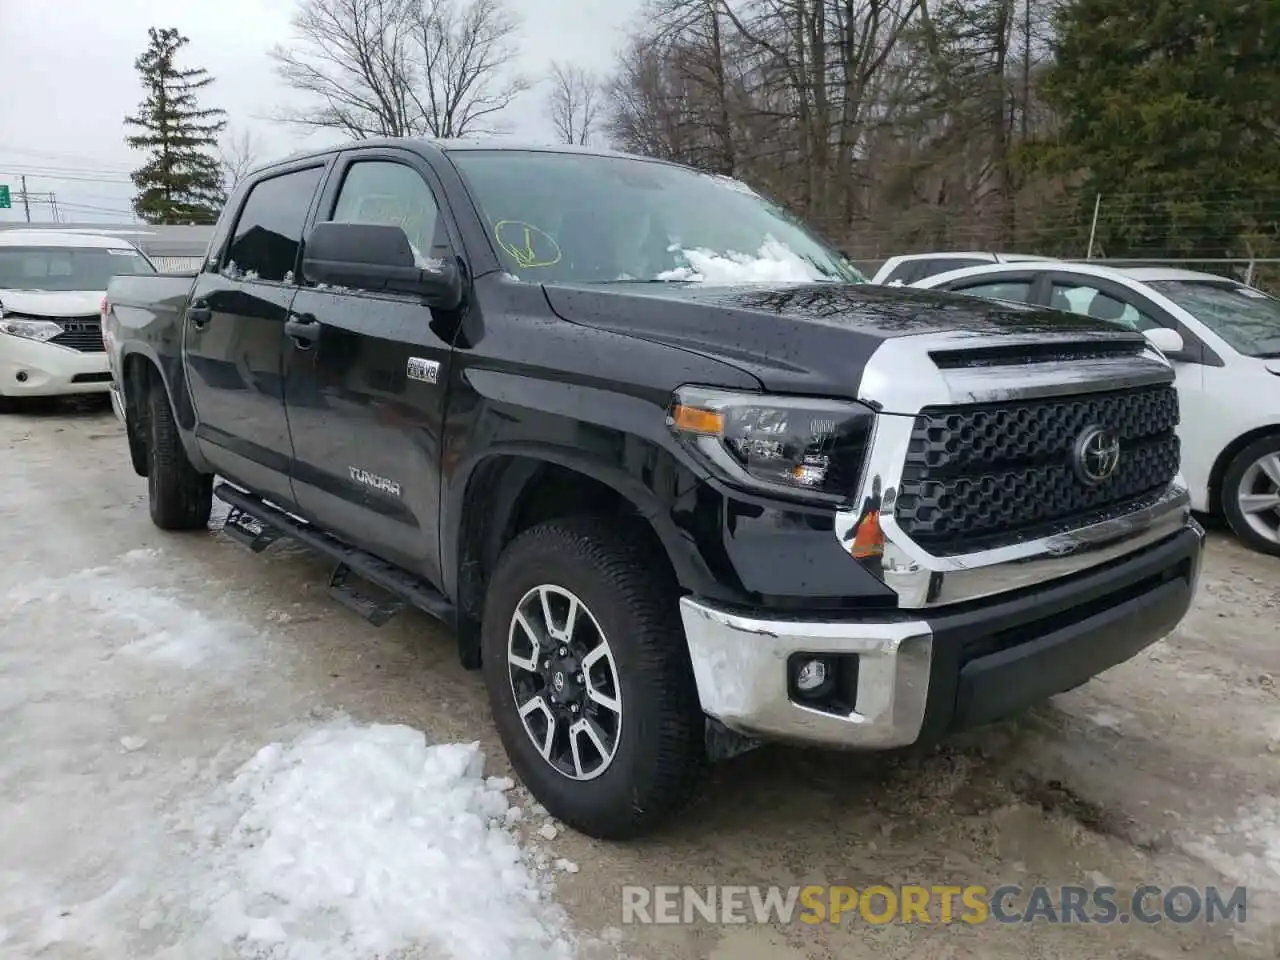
[481,517,706,839]
[1221,435,1280,557]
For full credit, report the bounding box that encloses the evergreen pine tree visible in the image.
[1034,0,1280,258]
[125,27,228,225]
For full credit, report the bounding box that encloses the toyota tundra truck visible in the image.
[103,140,1204,839]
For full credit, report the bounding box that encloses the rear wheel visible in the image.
[1221,435,1280,557]
[481,517,706,839]
[146,377,213,531]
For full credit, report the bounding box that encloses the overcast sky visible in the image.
[0,0,639,225]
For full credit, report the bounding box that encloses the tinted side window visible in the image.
[327,161,443,262]
[951,280,1034,303]
[223,166,324,283]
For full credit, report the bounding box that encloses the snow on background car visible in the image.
[0,544,603,959]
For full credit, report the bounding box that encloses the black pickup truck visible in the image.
[103,140,1204,839]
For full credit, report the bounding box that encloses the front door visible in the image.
[184,163,327,505]
[283,152,459,585]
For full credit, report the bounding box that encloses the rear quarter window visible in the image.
[917,257,990,280]
[882,261,922,285]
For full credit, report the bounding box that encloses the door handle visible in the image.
[285,313,321,349]
[186,303,212,328]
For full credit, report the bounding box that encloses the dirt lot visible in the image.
[2,401,1278,959]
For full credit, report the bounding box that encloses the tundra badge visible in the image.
[349,467,402,497]
[407,357,440,384]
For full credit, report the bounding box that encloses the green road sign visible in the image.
[0,185,9,209]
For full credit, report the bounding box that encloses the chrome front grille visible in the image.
[49,316,105,353]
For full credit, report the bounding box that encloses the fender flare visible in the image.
[444,441,719,617]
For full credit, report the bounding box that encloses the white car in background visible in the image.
[870,251,1058,286]
[911,261,1280,556]
[0,230,157,410]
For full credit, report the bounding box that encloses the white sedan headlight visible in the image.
[0,315,64,342]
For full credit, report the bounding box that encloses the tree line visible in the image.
[125,0,1280,273]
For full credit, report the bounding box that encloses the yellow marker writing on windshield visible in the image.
[494,220,562,268]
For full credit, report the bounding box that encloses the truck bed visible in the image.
[105,273,198,358]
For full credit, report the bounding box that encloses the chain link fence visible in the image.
[833,190,1280,293]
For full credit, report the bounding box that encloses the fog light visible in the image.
[795,658,827,694]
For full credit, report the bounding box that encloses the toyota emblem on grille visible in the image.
[1073,426,1121,485]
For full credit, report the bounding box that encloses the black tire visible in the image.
[1220,434,1280,557]
[481,517,706,839]
[146,376,213,531]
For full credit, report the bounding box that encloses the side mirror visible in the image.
[1143,327,1185,356]
[302,221,463,309]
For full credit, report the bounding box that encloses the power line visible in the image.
[0,157,132,174]
[0,146,134,170]
[0,168,133,185]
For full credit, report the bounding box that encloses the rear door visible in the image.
[283,148,461,584]
[184,161,328,505]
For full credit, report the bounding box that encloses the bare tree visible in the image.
[219,126,264,188]
[411,0,530,137]
[270,0,528,139]
[546,61,602,145]
[603,0,1081,256]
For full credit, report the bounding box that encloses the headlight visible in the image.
[666,386,875,504]
[0,317,64,342]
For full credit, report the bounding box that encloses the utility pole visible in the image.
[19,175,30,222]
[49,193,60,223]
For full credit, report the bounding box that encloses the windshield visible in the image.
[449,150,865,285]
[0,245,156,292]
[1148,280,1280,358]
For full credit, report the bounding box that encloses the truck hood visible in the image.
[0,289,102,318]
[541,281,1128,397]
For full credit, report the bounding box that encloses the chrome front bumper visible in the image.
[680,600,933,748]
[681,515,1205,750]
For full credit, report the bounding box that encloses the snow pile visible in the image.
[191,720,577,960]
[657,236,825,284]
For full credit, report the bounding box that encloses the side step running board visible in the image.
[213,483,455,628]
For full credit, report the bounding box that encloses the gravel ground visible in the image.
[2,400,1278,959]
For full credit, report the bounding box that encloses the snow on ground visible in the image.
[1182,796,1280,897]
[5,548,247,674]
[657,237,825,283]
[182,721,576,960]
[0,546,581,960]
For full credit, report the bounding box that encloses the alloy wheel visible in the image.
[1237,451,1280,546]
[507,584,623,781]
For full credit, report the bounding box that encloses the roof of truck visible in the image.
[260,138,677,177]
